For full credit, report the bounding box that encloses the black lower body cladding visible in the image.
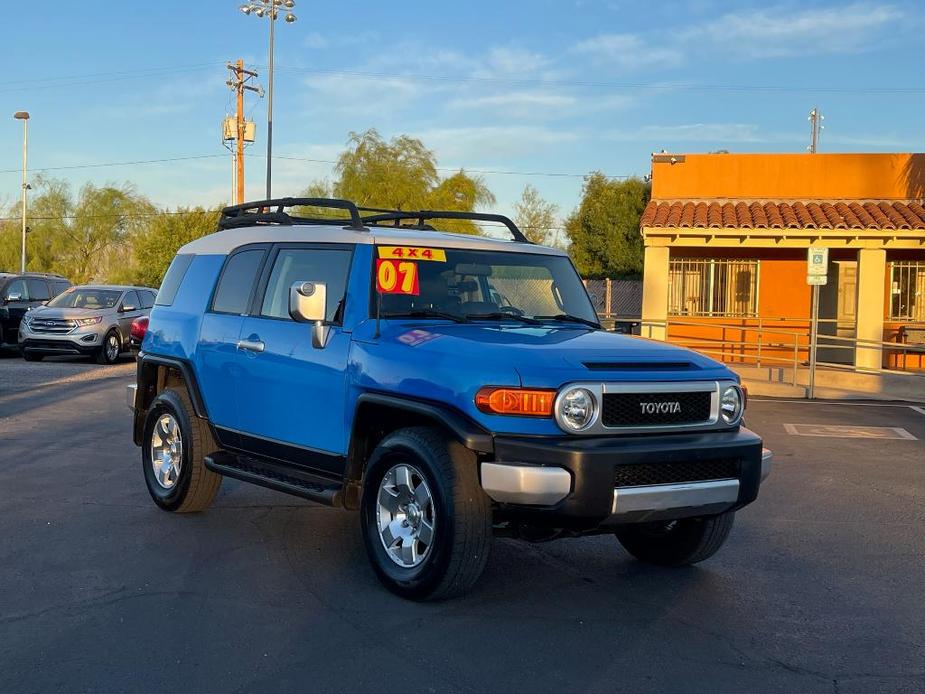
[490,427,764,529]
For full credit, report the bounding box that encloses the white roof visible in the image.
[178,224,567,257]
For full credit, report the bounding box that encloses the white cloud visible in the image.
[479,47,553,76]
[411,126,579,161]
[572,33,683,69]
[684,3,903,59]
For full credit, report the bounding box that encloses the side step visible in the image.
[205,451,344,507]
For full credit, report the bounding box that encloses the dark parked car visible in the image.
[0,272,71,349]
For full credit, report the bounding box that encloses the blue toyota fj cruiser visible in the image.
[128,198,772,600]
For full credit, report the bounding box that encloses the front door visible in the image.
[234,244,355,474]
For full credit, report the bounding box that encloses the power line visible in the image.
[0,152,632,180]
[0,63,225,94]
[271,65,925,95]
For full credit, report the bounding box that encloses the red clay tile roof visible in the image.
[640,200,925,230]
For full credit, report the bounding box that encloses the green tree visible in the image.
[302,129,495,234]
[116,206,220,287]
[513,184,559,245]
[0,177,155,283]
[565,173,649,278]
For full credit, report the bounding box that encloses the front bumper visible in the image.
[19,335,102,356]
[480,427,768,528]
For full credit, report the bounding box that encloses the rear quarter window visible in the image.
[155,254,194,306]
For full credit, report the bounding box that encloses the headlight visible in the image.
[720,385,743,424]
[76,316,103,326]
[555,387,597,432]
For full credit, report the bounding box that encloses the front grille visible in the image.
[22,339,81,353]
[29,319,76,334]
[614,459,739,488]
[601,390,712,427]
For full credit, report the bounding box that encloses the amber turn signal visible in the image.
[475,387,556,416]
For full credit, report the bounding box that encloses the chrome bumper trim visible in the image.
[610,479,740,522]
[480,463,572,506]
[761,448,773,482]
[126,384,137,412]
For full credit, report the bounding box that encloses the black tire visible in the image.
[361,427,492,600]
[142,388,222,513]
[96,329,121,364]
[21,351,43,362]
[615,511,735,566]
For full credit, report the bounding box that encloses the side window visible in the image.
[139,290,156,309]
[4,279,28,301]
[260,248,353,322]
[211,249,265,315]
[52,281,71,297]
[155,254,194,307]
[26,279,51,301]
[122,290,140,311]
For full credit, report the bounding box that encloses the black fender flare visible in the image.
[133,353,209,445]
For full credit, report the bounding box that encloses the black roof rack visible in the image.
[359,209,530,243]
[217,198,531,243]
[218,197,366,231]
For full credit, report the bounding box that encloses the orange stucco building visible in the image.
[639,153,925,372]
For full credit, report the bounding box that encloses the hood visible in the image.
[28,306,109,320]
[354,320,734,388]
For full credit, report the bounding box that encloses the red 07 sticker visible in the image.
[376,259,420,295]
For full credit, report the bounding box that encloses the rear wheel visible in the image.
[96,329,121,364]
[615,511,735,566]
[361,427,492,600]
[142,388,222,513]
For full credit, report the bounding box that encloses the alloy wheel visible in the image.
[150,413,183,489]
[376,463,436,568]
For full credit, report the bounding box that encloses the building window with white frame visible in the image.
[669,259,760,318]
[890,261,925,322]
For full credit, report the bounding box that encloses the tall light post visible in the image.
[13,111,29,273]
[239,0,296,200]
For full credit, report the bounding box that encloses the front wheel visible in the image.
[21,351,43,362]
[614,511,735,566]
[361,427,492,600]
[96,329,121,364]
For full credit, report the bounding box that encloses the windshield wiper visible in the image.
[382,309,470,323]
[534,313,601,329]
[465,312,544,325]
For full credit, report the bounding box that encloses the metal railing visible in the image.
[620,317,925,387]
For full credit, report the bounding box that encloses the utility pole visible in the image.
[808,107,824,154]
[13,111,30,273]
[225,61,260,204]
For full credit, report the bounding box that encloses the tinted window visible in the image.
[260,248,353,322]
[26,279,51,301]
[52,281,71,296]
[139,290,156,309]
[4,279,27,301]
[156,254,194,307]
[122,291,141,310]
[212,249,265,314]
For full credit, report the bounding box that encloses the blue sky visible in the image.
[2,0,923,225]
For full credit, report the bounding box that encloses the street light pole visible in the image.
[266,5,274,199]
[239,0,296,201]
[14,111,30,273]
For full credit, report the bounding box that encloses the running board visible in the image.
[204,451,344,507]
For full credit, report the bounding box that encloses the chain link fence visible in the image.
[583,279,642,333]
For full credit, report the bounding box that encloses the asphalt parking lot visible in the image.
[0,357,923,694]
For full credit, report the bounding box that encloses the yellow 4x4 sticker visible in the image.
[377,246,447,262]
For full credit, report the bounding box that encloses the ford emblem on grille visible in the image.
[639,401,681,414]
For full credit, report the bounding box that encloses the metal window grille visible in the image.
[669,259,760,318]
[890,262,925,321]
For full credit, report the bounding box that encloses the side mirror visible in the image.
[5,292,22,302]
[289,281,330,349]
[120,304,137,313]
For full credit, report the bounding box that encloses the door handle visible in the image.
[236,339,265,353]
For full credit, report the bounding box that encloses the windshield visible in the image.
[376,248,598,325]
[47,288,122,310]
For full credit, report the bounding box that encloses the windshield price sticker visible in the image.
[376,259,420,295]
[377,246,446,262]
